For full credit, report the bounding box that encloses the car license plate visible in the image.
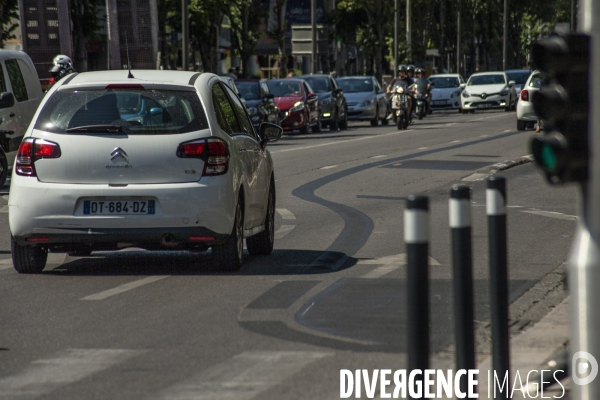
[432,100,447,105]
[478,103,492,108]
[83,200,155,215]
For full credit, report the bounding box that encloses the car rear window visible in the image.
[34,89,208,134]
[235,81,261,100]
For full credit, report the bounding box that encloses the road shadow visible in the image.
[40,249,357,277]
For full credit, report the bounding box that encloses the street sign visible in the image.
[291,24,329,55]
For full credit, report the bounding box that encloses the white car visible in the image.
[460,72,517,113]
[516,70,542,130]
[8,70,282,273]
[428,74,465,111]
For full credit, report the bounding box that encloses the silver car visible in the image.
[336,76,388,126]
[516,70,542,130]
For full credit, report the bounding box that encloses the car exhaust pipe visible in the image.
[160,233,178,247]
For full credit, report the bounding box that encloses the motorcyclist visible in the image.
[47,55,75,90]
[407,65,416,80]
[387,65,414,119]
[413,68,433,114]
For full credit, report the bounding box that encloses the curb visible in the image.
[490,154,535,171]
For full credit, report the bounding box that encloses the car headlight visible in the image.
[451,90,461,98]
[361,99,373,107]
[247,107,258,115]
[290,101,305,112]
[500,87,509,96]
[462,91,470,98]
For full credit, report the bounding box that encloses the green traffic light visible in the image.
[540,144,557,170]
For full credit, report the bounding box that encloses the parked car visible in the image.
[336,76,388,126]
[0,50,44,188]
[234,79,280,129]
[516,70,542,130]
[505,69,532,95]
[265,78,320,134]
[8,70,283,273]
[460,72,517,113]
[298,74,348,130]
[427,73,465,112]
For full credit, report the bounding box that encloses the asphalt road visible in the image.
[0,109,576,399]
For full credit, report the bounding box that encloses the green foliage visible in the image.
[0,0,19,47]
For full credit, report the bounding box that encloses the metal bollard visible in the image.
[405,195,430,381]
[487,176,510,398]
[450,185,476,394]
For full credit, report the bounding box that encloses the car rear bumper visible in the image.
[8,175,236,243]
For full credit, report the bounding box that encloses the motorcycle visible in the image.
[390,84,410,130]
[412,78,431,120]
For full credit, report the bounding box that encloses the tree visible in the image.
[266,0,288,77]
[227,0,266,78]
[0,0,19,49]
[189,0,224,73]
[70,0,102,71]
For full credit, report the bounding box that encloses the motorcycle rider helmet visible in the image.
[52,54,74,70]
[407,65,415,73]
[398,64,407,72]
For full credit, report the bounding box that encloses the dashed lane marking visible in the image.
[358,253,441,279]
[81,276,169,300]
[0,349,143,398]
[274,225,295,240]
[153,351,332,400]
[520,209,578,221]
[276,208,296,220]
[320,165,338,169]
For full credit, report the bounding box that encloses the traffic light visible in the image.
[530,32,590,184]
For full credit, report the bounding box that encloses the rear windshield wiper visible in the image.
[66,124,123,133]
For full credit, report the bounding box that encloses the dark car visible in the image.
[234,79,280,128]
[298,74,348,130]
[265,78,320,134]
[504,69,532,95]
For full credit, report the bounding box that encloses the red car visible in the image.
[265,79,320,134]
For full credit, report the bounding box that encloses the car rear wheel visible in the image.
[370,107,379,126]
[299,112,310,134]
[12,236,48,274]
[247,181,275,255]
[212,195,244,271]
[0,151,8,189]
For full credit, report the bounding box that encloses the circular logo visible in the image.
[481,93,487,99]
[573,351,599,385]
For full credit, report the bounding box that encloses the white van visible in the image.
[0,50,43,188]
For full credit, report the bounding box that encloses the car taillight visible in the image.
[16,138,61,177]
[176,138,229,176]
[521,90,529,102]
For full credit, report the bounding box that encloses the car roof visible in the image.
[63,70,202,87]
[429,74,461,78]
[298,74,331,79]
[337,76,374,80]
[469,71,507,77]
[505,69,531,73]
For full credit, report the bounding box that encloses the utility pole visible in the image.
[502,0,508,70]
[394,0,398,69]
[311,0,317,73]
[456,0,460,75]
[406,0,411,62]
[182,0,188,71]
[571,0,600,398]
[440,0,445,72]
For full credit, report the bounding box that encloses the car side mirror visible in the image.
[259,122,283,148]
[307,93,317,99]
[509,80,516,87]
[333,88,342,95]
[150,107,163,115]
[0,92,15,109]
[460,83,466,90]
[265,93,275,99]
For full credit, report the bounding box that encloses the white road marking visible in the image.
[417,147,429,150]
[81,276,169,300]
[445,123,456,126]
[2,195,8,200]
[358,253,441,279]
[0,205,8,213]
[462,173,489,182]
[320,165,338,169]
[0,349,142,398]
[450,140,461,143]
[154,351,331,400]
[521,210,578,221]
[270,129,413,154]
[276,208,296,220]
[479,134,488,137]
[274,225,295,240]
[370,154,387,158]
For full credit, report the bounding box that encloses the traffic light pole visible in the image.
[571,1,600,399]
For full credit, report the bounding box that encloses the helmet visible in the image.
[407,64,415,72]
[415,67,423,74]
[398,64,407,72]
[52,54,73,69]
